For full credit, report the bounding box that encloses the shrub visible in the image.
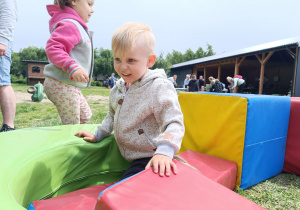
[10,74,27,84]
[91,78,103,87]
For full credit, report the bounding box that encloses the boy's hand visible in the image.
[72,69,89,83]
[74,130,96,142]
[145,154,177,177]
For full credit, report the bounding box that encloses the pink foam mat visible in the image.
[96,160,264,210]
[31,183,113,210]
[178,150,237,189]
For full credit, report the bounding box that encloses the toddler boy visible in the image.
[75,22,184,179]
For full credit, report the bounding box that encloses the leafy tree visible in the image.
[93,48,114,79]
[11,51,21,76]
[195,47,206,59]
[194,44,215,59]
[152,52,172,74]
[11,46,47,77]
[184,48,195,61]
[205,44,215,57]
[19,46,47,61]
[166,50,185,66]
[10,44,215,80]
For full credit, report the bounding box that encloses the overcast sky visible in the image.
[13,0,300,57]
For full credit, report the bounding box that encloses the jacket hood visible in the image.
[116,69,167,91]
[46,5,88,32]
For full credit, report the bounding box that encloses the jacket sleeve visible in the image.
[232,78,238,89]
[0,0,18,46]
[45,21,81,74]
[152,79,185,158]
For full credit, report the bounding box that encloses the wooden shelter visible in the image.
[170,37,300,96]
[22,60,49,85]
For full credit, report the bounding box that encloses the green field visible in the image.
[1,84,299,209]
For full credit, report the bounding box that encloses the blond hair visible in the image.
[227,76,233,82]
[111,22,155,56]
[208,76,214,81]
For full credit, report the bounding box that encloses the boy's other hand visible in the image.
[145,154,177,177]
[74,130,96,142]
[72,69,89,83]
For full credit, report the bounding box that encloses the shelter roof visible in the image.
[171,36,300,69]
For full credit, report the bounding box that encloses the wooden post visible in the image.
[218,64,221,80]
[234,57,240,75]
[259,53,266,94]
[204,66,207,84]
[234,58,240,93]
[193,66,197,76]
[292,47,299,96]
[233,56,246,93]
[255,51,274,94]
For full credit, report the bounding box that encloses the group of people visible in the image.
[1,0,185,180]
[182,74,205,92]
[181,74,246,93]
[208,75,246,93]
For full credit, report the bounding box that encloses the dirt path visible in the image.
[15,92,109,104]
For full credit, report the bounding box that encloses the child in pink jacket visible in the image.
[44,0,95,124]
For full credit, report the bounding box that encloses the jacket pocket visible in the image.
[137,128,157,151]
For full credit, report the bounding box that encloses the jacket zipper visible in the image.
[86,30,94,88]
[115,93,126,156]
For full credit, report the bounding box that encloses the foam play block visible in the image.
[178,92,290,189]
[283,97,300,175]
[0,125,130,210]
[95,160,264,210]
[29,183,113,210]
[178,150,237,190]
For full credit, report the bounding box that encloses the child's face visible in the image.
[71,0,94,23]
[113,38,156,84]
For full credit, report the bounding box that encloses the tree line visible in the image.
[11,44,215,79]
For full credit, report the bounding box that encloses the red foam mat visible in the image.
[96,161,264,210]
[31,183,113,210]
[178,150,237,189]
[283,97,300,175]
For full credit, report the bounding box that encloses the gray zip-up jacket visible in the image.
[0,0,18,46]
[94,69,185,161]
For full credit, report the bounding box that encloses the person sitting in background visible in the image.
[210,79,223,93]
[183,74,190,88]
[228,83,234,93]
[208,76,214,84]
[108,77,114,88]
[198,75,205,91]
[227,76,246,93]
[103,78,109,88]
[168,74,177,88]
[187,74,199,92]
[219,80,228,92]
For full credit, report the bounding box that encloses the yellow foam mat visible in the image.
[178,92,247,187]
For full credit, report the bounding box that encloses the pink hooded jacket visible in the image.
[44,5,94,88]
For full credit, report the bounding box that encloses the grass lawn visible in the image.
[1,84,299,209]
